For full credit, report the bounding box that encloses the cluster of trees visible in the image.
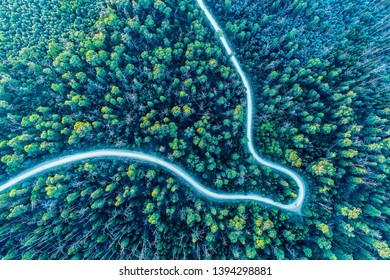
[207,0,390,259]
[0,0,388,259]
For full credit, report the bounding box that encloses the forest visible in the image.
[0,0,389,260]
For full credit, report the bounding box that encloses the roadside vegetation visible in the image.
[0,0,388,259]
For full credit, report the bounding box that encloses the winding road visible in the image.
[0,0,308,213]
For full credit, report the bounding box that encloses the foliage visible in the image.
[0,0,388,260]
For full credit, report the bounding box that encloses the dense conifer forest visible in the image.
[0,0,389,259]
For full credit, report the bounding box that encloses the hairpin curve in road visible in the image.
[0,0,308,214]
